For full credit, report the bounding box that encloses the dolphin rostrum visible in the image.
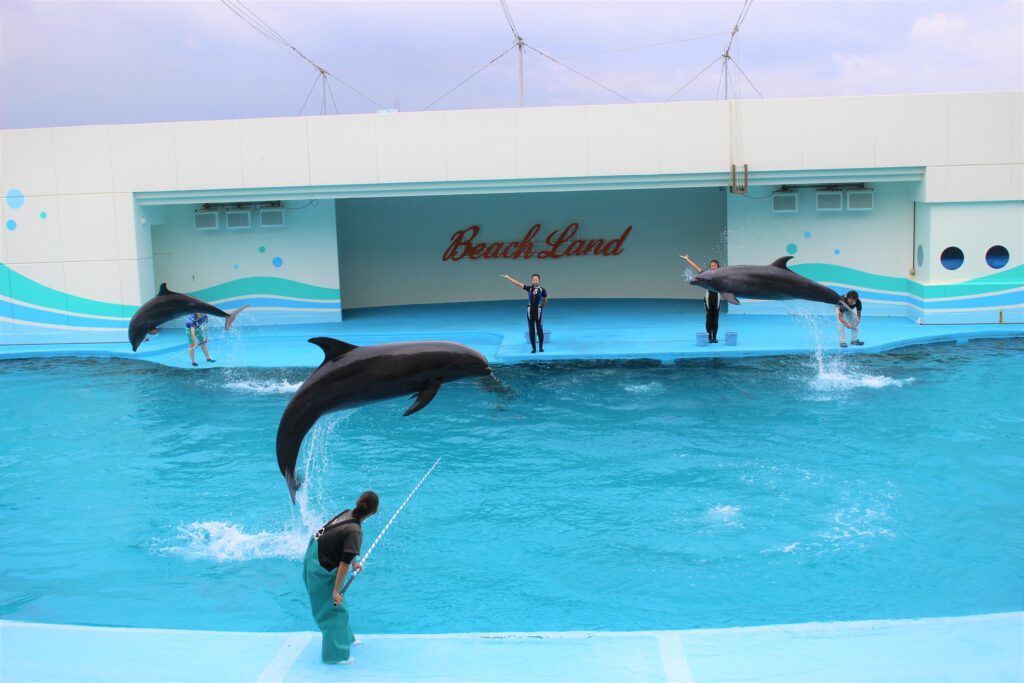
[128,283,248,351]
[276,338,493,502]
[689,256,852,311]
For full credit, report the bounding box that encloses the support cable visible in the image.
[422,44,518,111]
[525,44,633,103]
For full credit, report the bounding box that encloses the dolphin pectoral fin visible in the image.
[404,381,441,417]
[309,337,359,364]
[224,305,249,331]
[286,471,303,504]
[720,292,741,305]
[770,256,795,269]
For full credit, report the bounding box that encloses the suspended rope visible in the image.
[526,44,633,103]
[340,457,442,595]
[221,0,388,112]
[664,54,722,101]
[422,44,517,111]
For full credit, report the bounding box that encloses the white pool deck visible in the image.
[2,299,1022,367]
[2,613,1022,683]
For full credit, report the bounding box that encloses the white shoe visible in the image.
[340,658,355,665]
[352,639,363,646]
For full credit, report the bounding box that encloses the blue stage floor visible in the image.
[2,299,1021,368]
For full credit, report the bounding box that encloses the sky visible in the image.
[1,0,1021,129]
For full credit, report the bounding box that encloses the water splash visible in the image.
[159,415,350,562]
[223,378,302,395]
[622,381,666,395]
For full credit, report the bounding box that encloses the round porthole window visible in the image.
[985,245,1009,269]
[916,245,924,268]
[940,247,964,270]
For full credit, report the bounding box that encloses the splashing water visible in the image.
[223,378,303,395]
[161,414,350,562]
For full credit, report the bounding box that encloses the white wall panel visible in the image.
[174,120,243,190]
[307,115,378,185]
[445,108,517,181]
[1,197,63,264]
[803,97,875,170]
[734,99,803,171]
[63,260,123,308]
[110,123,177,192]
[58,194,118,262]
[875,94,947,168]
[948,92,1015,166]
[516,106,588,179]
[375,112,447,183]
[586,103,659,176]
[658,101,729,174]
[945,164,1019,202]
[240,117,310,188]
[0,128,57,197]
[53,126,113,195]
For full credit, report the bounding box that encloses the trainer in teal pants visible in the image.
[303,537,355,663]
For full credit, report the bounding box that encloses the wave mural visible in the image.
[0,263,341,342]
[789,263,1024,324]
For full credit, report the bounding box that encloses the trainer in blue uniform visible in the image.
[501,273,548,353]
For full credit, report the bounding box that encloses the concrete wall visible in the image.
[1,91,1021,342]
[337,188,726,308]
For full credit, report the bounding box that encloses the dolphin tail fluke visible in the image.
[224,305,249,331]
[404,381,441,416]
[720,292,741,305]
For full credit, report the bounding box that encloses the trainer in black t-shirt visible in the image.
[316,510,363,571]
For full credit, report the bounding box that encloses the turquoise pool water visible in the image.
[1,339,1022,634]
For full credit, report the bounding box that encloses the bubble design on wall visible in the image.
[272,256,284,268]
[6,219,16,231]
[233,264,239,270]
[834,249,841,255]
[804,231,812,239]
[40,211,48,219]
[258,246,266,254]
[786,243,798,255]
[5,188,25,209]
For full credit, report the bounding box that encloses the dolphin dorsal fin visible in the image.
[309,337,359,363]
[770,256,794,269]
[158,283,171,295]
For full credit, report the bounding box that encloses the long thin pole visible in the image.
[517,39,524,107]
[340,457,442,594]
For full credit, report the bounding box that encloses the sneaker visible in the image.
[352,639,363,646]
[206,358,217,362]
[531,349,536,354]
[539,348,544,353]
[840,343,848,348]
[340,658,355,665]
[852,340,864,346]
[192,362,199,366]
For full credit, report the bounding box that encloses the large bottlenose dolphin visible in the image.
[690,256,852,310]
[277,338,494,502]
[128,283,247,351]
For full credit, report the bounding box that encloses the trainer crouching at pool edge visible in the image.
[303,491,379,664]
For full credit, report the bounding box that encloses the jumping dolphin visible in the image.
[276,338,493,502]
[128,283,248,351]
[690,256,853,311]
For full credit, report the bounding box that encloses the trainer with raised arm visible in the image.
[501,273,548,353]
[303,491,379,665]
[681,254,722,343]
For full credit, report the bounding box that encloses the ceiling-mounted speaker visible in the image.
[772,193,798,213]
[225,210,252,230]
[259,207,285,228]
[194,210,219,231]
[847,189,874,211]
[816,191,843,212]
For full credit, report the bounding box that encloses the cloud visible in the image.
[909,12,970,43]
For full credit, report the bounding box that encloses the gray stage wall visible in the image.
[336,187,726,309]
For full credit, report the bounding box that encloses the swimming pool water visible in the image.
[1,339,1022,634]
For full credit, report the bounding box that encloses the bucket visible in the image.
[725,331,738,346]
[696,332,709,346]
